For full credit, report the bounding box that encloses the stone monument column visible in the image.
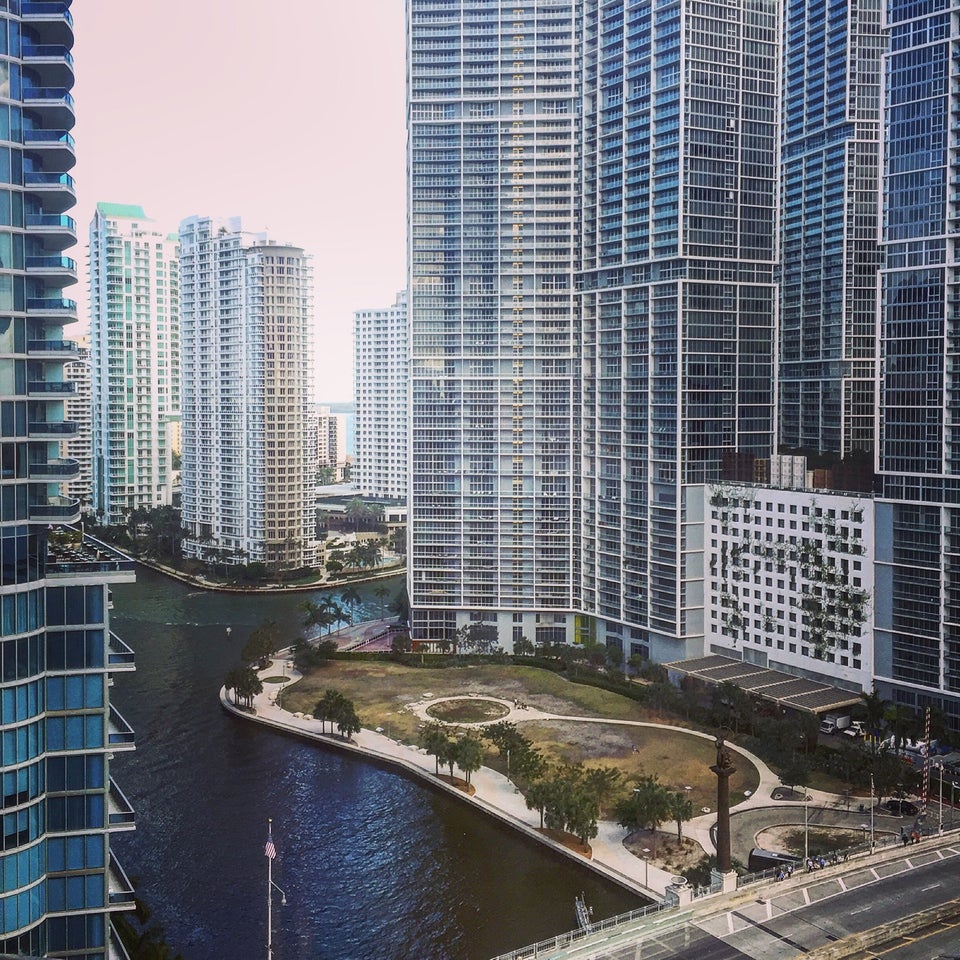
[711,736,738,892]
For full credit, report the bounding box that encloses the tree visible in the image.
[455,735,484,786]
[334,699,362,739]
[513,635,534,657]
[314,689,348,735]
[618,775,671,835]
[390,632,412,656]
[525,779,552,828]
[227,666,262,709]
[567,790,600,846]
[668,791,695,842]
[884,703,915,752]
[778,755,811,794]
[583,766,622,811]
[859,687,887,743]
[374,584,391,618]
[340,585,362,623]
[241,621,282,667]
[421,723,449,776]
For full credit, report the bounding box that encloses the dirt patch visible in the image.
[755,824,871,857]
[538,827,592,858]
[623,830,705,874]
[437,774,476,796]
[426,698,510,724]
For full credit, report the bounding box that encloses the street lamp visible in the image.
[870,774,875,848]
[642,847,651,888]
[804,787,809,861]
[935,763,944,833]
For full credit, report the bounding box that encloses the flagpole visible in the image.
[267,818,273,960]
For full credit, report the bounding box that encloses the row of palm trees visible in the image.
[420,724,485,787]
[312,689,362,739]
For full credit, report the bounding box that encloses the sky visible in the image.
[70,0,408,402]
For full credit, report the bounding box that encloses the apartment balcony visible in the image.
[28,456,78,480]
[28,379,75,397]
[30,495,80,523]
[25,211,76,249]
[107,777,136,830]
[26,296,77,321]
[107,704,135,751]
[107,631,136,670]
[22,171,75,214]
[26,253,77,287]
[22,128,76,169]
[107,852,136,909]
[27,337,78,358]
[28,419,76,438]
[21,85,75,129]
[21,41,74,86]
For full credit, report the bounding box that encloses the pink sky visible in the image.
[70,1,408,402]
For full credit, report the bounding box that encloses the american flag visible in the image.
[265,823,277,860]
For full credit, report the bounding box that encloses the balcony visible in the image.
[30,495,80,523]
[27,379,75,397]
[107,777,136,829]
[22,172,75,215]
[108,704,136,750]
[25,211,76,249]
[46,534,136,581]
[27,337,78,358]
[28,456,78,480]
[28,419,76,438]
[22,128,76,171]
[21,42,74,86]
[26,296,77,321]
[107,852,136,909]
[107,631,136,669]
[21,86,75,128]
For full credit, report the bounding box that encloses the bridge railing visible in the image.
[487,899,674,960]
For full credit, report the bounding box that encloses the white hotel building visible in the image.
[704,482,875,694]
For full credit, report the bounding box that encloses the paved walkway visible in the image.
[224,644,885,902]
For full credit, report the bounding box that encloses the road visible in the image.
[544,838,960,959]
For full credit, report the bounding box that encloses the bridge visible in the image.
[492,829,960,960]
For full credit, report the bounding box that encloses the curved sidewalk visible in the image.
[224,660,823,901]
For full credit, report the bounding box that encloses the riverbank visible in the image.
[134,554,405,594]
[221,637,809,902]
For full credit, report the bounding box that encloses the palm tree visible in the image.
[420,723,449,776]
[374,584,390,619]
[860,687,887,743]
[340,585,362,623]
[668,791,695,842]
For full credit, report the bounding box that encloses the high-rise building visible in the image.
[407,0,581,647]
[179,217,317,572]
[89,203,180,526]
[578,0,780,663]
[313,404,348,483]
[778,0,883,456]
[62,333,92,510]
[354,291,407,500]
[407,0,779,656]
[0,3,138,955]
[875,0,960,728]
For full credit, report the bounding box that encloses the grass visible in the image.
[426,698,511,723]
[280,660,761,808]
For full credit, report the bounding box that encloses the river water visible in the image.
[108,567,643,960]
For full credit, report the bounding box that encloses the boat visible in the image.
[575,893,593,932]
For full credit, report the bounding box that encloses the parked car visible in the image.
[883,798,919,816]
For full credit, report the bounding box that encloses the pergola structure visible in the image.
[663,654,862,715]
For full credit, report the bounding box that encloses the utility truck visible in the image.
[819,713,851,735]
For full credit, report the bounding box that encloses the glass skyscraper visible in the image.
[778,0,883,456]
[875,0,960,728]
[407,0,580,646]
[407,0,778,657]
[0,2,138,956]
[578,0,779,660]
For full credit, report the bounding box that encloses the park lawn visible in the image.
[279,659,760,810]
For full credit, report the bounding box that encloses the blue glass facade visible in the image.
[876,0,960,727]
[578,0,779,660]
[779,0,883,456]
[0,2,137,956]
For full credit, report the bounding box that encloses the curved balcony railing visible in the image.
[28,456,78,479]
[27,338,78,357]
[23,171,75,190]
[27,296,77,313]
[23,128,74,147]
[29,495,79,522]
[28,420,76,437]
[21,2,74,23]
[25,212,75,231]
[27,380,74,396]
[26,254,76,272]
[22,85,73,104]
[21,43,74,66]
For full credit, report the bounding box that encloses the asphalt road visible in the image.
[560,839,960,959]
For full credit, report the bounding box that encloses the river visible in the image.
[108,567,644,960]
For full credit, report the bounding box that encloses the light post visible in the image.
[804,786,809,861]
[936,763,944,833]
[506,747,511,781]
[870,774,875,849]
[642,847,651,888]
